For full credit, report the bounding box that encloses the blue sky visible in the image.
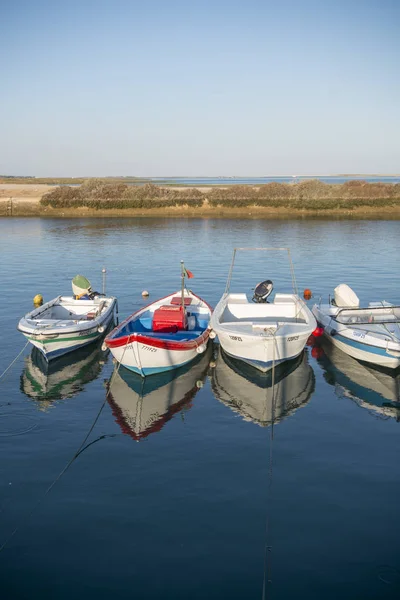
[1,0,399,176]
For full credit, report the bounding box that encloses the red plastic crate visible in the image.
[152,305,187,333]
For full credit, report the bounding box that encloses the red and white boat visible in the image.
[105,263,212,376]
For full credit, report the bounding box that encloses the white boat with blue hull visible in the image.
[18,275,117,361]
[210,248,317,373]
[313,284,400,370]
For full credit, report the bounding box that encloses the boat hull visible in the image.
[319,331,400,369]
[211,293,316,373]
[109,338,208,376]
[216,329,310,372]
[313,305,400,369]
[26,329,104,361]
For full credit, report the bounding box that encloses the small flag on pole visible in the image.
[184,266,194,279]
[181,260,194,279]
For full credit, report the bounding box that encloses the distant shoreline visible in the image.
[2,174,400,180]
[1,174,400,187]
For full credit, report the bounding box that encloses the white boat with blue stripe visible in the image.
[312,284,400,369]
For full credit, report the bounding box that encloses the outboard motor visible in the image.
[252,279,273,303]
[72,275,105,299]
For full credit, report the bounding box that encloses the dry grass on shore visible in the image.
[40,179,400,212]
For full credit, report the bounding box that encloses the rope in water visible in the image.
[0,340,30,383]
[0,336,131,553]
[262,334,277,600]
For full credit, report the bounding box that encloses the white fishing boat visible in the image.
[312,284,400,369]
[18,275,117,361]
[209,248,317,372]
[105,262,212,376]
[317,339,400,421]
[107,348,211,440]
[211,348,314,426]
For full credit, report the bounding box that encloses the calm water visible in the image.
[0,217,400,599]
[149,175,400,185]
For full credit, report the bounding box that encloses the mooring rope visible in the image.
[0,340,30,383]
[262,333,277,600]
[0,336,131,553]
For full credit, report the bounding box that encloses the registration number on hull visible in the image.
[141,345,157,352]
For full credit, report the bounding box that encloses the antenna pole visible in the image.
[286,249,298,295]
[102,268,107,295]
[180,260,185,310]
[225,248,237,295]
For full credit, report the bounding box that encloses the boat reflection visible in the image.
[317,339,400,420]
[107,347,211,440]
[211,347,315,426]
[21,341,109,410]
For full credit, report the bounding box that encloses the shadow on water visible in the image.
[210,347,315,426]
[20,340,110,409]
[316,338,400,421]
[107,345,212,440]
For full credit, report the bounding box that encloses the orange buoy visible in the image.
[303,288,312,300]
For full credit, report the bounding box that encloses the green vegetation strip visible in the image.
[39,179,400,211]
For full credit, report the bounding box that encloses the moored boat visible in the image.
[105,263,212,376]
[17,275,117,361]
[312,284,400,369]
[209,248,317,372]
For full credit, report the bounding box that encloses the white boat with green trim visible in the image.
[17,275,117,361]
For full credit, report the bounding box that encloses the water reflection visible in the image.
[317,340,400,420]
[210,348,315,426]
[20,342,109,410]
[107,347,211,440]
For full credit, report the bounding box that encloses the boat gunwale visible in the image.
[18,297,117,336]
[212,292,315,337]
